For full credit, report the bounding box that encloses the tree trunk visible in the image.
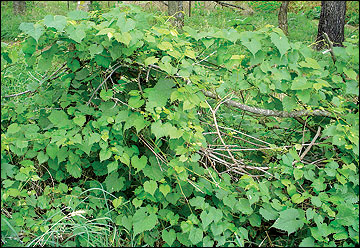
[315,1,346,50]
[168,1,184,29]
[13,1,26,15]
[189,1,191,17]
[77,1,91,11]
[278,1,289,36]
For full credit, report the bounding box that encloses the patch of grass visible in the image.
[1,1,116,42]
[288,12,318,45]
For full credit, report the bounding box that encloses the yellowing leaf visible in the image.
[159,184,171,197]
[144,56,159,66]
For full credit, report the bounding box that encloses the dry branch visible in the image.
[214,1,244,10]
[202,90,334,118]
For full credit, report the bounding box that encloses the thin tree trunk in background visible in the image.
[278,1,289,36]
[315,1,346,50]
[13,1,26,15]
[67,1,70,10]
[189,1,191,17]
[77,1,91,11]
[168,1,184,29]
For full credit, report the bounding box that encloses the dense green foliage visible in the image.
[1,2,359,247]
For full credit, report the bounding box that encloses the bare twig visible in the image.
[187,179,205,193]
[3,62,67,98]
[201,120,271,147]
[3,90,31,98]
[299,127,321,161]
[111,97,135,110]
[323,32,336,63]
[137,69,144,95]
[292,127,321,165]
[214,1,245,10]
[87,64,123,105]
[146,66,151,82]
[193,51,217,66]
[206,97,250,175]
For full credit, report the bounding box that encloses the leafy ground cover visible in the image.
[1,1,359,247]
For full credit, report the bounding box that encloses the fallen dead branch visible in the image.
[202,90,334,118]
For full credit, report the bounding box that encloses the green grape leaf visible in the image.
[146,78,175,113]
[37,151,49,165]
[104,172,125,193]
[100,149,112,162]
[240,31,261,56]
[67,10,89,20]
[100,89,113,101]
[96,27,115,36]
[223,195,237,210]
[259,203,279,221]
[120,153,130,166]
[132,208,158,236]
[157,41,173,51]
[144,56,159,66]
[132,198,143,208]
[114,32,132,46]
[159,184,171,197]
[95,54,111,68]
[144,180,157,196]
[107,160,118,174]
[44,15,67,32]
[343,68,357,80]
[291,77,312,90]
[296,90,311,104]
[19,23,44,42]
[89,132,101,145]
[200,210,212,228]
[73,115,86,127]
[151,121,182,140]
[89,44,104,58]
[7,123,21,134]
[57,147,68,164]
[345,80,359,95]
[48,110,71,128]
[270,32,290,57]
[1,163,15,179]
[151,121,165,139]
[65,25,86,43]
[128,96,144,108]
[282,95,297,112]
[272,208,305,235]
[66,162,82,178]
[162,229,176,246]
[123,112,149,133]
[293,168,304,180]
[113,197,123,209]
[202,38,215,49]
[131,155,147,173]
[46,143,58,159]
[189,228,203,245]
[299,237,315,247]
[120,18,136,33]
[299,57,321,69]
[236,198,253,215]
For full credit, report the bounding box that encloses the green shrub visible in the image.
[1,3,359,247]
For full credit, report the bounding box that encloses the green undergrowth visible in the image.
[1,2,359,247]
